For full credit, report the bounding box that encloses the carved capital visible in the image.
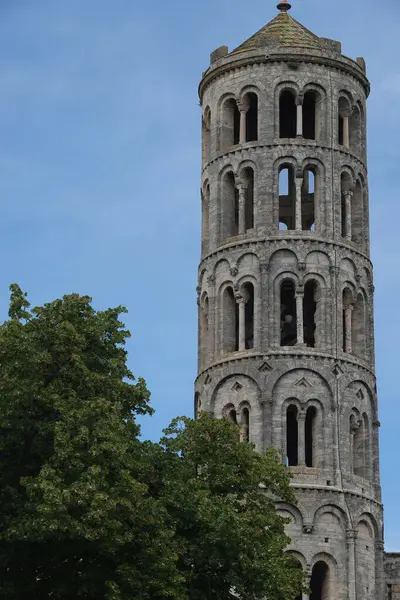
[207,274,216,285]
[230,265,239,277]
[260,262,269,273]
[303,524,313,534]
[298,261,306,271]
[346,529,358,541]
[237,100,249,113]
[296,92,304,106]
[342,188,354,199]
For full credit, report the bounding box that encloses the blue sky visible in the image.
[0,0,399,548]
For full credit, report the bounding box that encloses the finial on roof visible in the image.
[277,0,292,11]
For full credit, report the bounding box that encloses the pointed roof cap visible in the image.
[230,2,321,55]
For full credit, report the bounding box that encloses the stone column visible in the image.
[238,101,249,144]
[344,303,354,353]
[237,182,247,235]
[343,189,353,241]
[206,275,216,361]
[296,289,305,346]
[346,529,357,600]
[296,94,303,137]
[343,115,350,147]
[295,177,303,231]
[297,410,306,465]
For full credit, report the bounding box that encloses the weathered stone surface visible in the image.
[195,4,396,599]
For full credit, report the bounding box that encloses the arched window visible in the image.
[244,92,258,142]
[350,104,361,154]
[303,90,319,140]
[305,406,317,467]
[199,295,209,366]
[201,183,210,255]
[352,292,366,358]
[222,171,238,240]
[202,107,211,165]
[302,168,316,231]
[352,179,363,244]
[242,282,254,350]
[279,165,295,230]
[228,407,237,424]
[341,172,353,239]
[222,286,238,353]
[221,98,240,151]
[338,96,351,146]
[303,280,317,348]
[310,561,330,600]
[281,280,297,346]
[280,90,297,138]
[286,405,298,466]
[352,413,364,477]
[242,167,254,231]
[240,407,250,442]
[194,392,201,419]
[342,288,353,353]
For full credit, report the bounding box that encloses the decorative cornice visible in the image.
[199,51,370,101]
[201,139,367,173]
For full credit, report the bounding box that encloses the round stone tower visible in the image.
[195,2,384,598]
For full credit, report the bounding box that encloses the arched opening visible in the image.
[279,165,295,230]
[286,405,298,466]
[341,172,353,239]
[201,183,210,255]
[302,168,315,231]
[202,107,211,165]
[222,171,239,240]
[350,104,361,154]
[243,282,254,350]
[281,279,297,346]
[310,561,330,600]
[227,407,238,424]
[305,406,317,467]
[199,295,209,366]
[222,286,238,353]
[362,413,371,480]
[342,288,353,352]
[352,179,363,244]
[303,90,317,140]
[353,414,365,477]
[194,392,201,419]
[221,98,240,151]
[242,167,254,231]
[280,90,297,138]
[352,292,366,359]
[240,407,250,442]
[244,92,258,142]
[303,280,317,348]
[338,96,351,146]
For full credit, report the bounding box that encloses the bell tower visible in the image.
[195,2,385,598]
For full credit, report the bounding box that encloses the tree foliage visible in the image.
[0,285,181,599]
[0,285,303,599]
[141,414,304,600]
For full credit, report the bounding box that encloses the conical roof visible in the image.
[231,5,321,55]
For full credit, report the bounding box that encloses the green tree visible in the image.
[141,413,304,600]
[0,285,303,599]
[0,285,182,599]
